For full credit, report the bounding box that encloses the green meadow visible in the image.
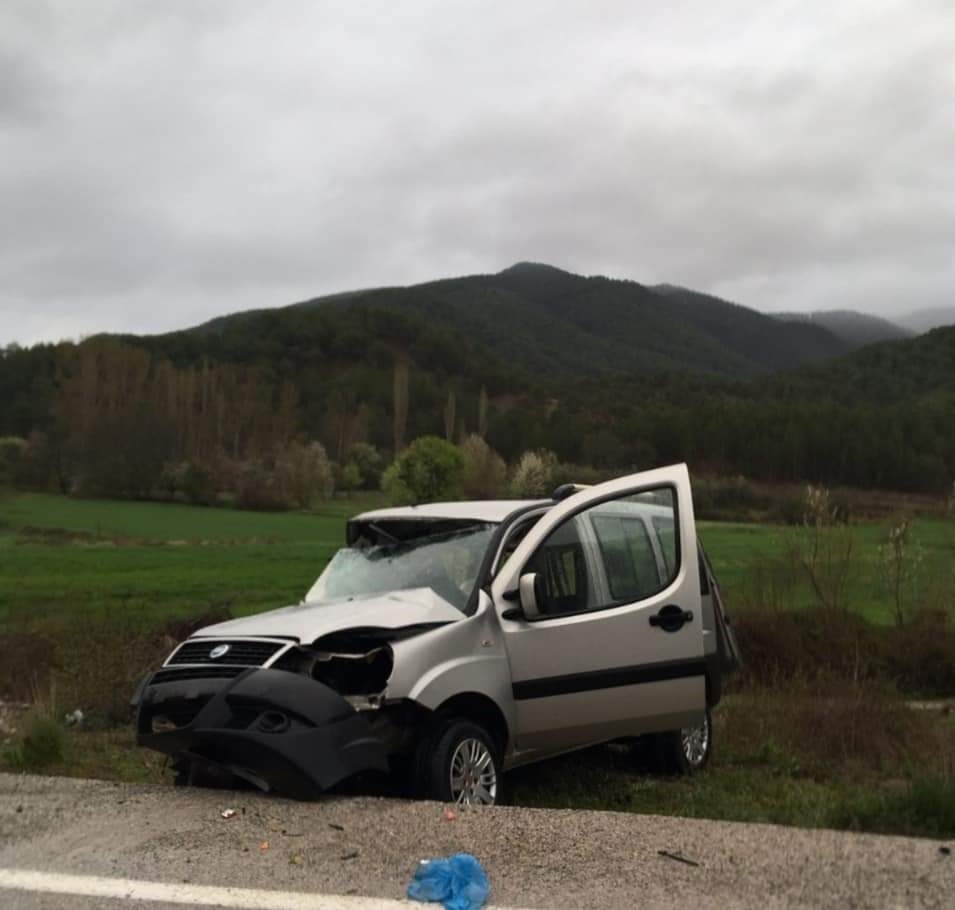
[1,492,951,626]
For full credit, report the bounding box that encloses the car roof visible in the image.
[354,500,548,524]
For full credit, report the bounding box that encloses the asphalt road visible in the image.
[0,773,952,909]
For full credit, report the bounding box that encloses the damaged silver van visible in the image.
[134,463,740,805]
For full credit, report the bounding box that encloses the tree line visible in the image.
[1,327,953,505]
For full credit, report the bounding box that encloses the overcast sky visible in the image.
[2,0,953,345]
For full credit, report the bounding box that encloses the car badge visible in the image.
[209,644,231,660]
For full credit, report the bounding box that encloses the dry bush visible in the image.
[732,601,955,697]
[509,449,558,497]
[275,441,335,509]
[3,706,65,771]
[0,624,59,702]
[787,485,857,614]
[459,435,507,498]
[722,678,944,779]
[885,608,955,695]
[731,607,881,687]
[54,612,172,727]
[2,606,236,729]
[692,475,773,522]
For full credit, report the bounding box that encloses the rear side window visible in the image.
[652,515,676,579]
[588,488,679,605]
[591,516,661,601]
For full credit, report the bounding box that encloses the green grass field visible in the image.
[2,492,951,626]
[0,492,384,624]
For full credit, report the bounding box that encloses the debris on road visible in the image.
[407,852,490,910]
[259,841,269,852]
[341,850,359,861]
[940,846,951,857]
[658,849,701,867]
[220,808,236,819]
[328,822,345,831]
[443,808,457,822]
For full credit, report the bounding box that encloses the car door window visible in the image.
[524,515,596,615]
[523,487,679,616]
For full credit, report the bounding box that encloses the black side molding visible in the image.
[512,658,706,700]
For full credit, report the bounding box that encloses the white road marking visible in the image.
[0,867,531,909]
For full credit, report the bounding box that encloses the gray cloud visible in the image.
[1,0,953,344]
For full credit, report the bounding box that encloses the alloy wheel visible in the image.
[449,737,497,805]
[680,713,710,768]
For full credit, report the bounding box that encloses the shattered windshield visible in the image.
[306,522,496,612]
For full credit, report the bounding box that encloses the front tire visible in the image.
[414,718,501,805]
[656,709,712,774]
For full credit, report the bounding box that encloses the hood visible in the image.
[192,588,464,644]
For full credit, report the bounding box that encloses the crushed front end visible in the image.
[133,637,391,798]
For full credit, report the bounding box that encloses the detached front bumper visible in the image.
[134,667,389,798]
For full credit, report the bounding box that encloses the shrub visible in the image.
[4,708,65,771]
[343,443,384,490]
[159,460,217,505]
[721,677,941,779]
[235,460,289,511]
[0,626,59,703]
[382,436,464,505]
[339,462,363,492]
[459,435,507,498]
[509,449,558,497]
[275,441,335,509]
[787,485,857,614]
[0,436,27,489]
[54,611,172,727]
[692,475,771,522]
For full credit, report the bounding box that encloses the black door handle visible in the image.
[649,604,694,632]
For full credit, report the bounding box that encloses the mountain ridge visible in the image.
[174,263,853,380]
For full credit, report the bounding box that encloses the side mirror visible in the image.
[519,572,544,619]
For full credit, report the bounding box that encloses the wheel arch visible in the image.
[432,691,510,756]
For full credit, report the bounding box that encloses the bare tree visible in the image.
[443,389,456,441]
[393,356,409,454]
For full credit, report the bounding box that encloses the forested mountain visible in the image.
[772,310,911,348]
[789,325,955,402]
[1,265,952,498]
[186,263,851,380]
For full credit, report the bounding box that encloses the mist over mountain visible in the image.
[894,307,955,335]
[771,310,912,348]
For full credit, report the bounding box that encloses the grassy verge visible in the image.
[4,687,953,839]
[508,685,955,838]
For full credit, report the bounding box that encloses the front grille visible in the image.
[167,639,283,667]
[151,666,245,685]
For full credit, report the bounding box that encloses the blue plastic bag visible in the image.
[407,852,490,910]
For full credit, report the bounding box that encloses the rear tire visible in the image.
[655,709,712,774]
[414,717,502,805]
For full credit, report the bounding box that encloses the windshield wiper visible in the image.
[366,522,400,545]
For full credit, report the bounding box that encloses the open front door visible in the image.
[490,463,706,758]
